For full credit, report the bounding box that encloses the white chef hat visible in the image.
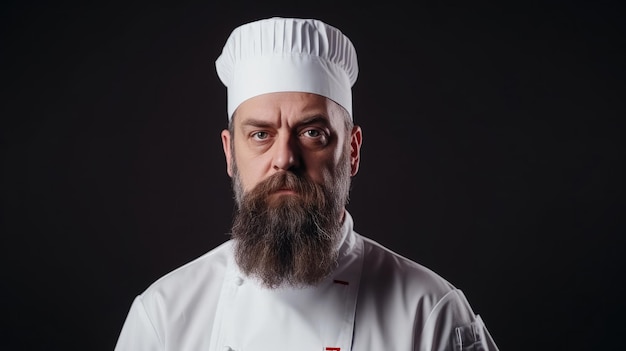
[215,17,359,120]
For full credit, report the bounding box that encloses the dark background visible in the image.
[1,1,624,350]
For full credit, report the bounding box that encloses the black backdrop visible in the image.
[2,1,624,350]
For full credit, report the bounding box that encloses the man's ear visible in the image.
[349,125,362,176]
[221,129,233,177]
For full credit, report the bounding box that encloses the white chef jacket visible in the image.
[115,211,499,351]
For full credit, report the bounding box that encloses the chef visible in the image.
[115,17,500,351]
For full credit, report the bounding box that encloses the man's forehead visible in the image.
[233,92,345,125]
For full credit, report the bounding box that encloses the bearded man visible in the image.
[115,17,500,351]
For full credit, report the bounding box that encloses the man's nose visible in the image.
[272,134,300,171]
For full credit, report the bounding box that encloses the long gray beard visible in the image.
[230,160,351,289]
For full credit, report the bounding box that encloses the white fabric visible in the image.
[115,212,499,351]
[215,17,358,119]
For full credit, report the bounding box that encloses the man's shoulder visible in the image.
[357,233,456,295]
[140,240,233,299]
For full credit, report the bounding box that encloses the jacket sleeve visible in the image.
[114,296,162,351]
[418,289,499,351]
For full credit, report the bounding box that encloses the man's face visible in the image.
[222,92,361,204]
[220,92,362,288]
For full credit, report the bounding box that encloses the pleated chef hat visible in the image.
[215,17,359,120]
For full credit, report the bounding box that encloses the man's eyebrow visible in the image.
[240,115,331,128]
[240,118,275,128]
[296,115,331,127]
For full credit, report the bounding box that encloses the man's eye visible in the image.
[302,129,321,138]
[252,131,269,140]
[300,128,329,148]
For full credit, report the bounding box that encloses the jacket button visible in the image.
[234,277,244,286]
[223,346,234,351]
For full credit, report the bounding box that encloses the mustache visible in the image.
[260,171,307,191]
[251,172,323,202]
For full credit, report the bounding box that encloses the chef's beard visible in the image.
[229,153,351,289]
